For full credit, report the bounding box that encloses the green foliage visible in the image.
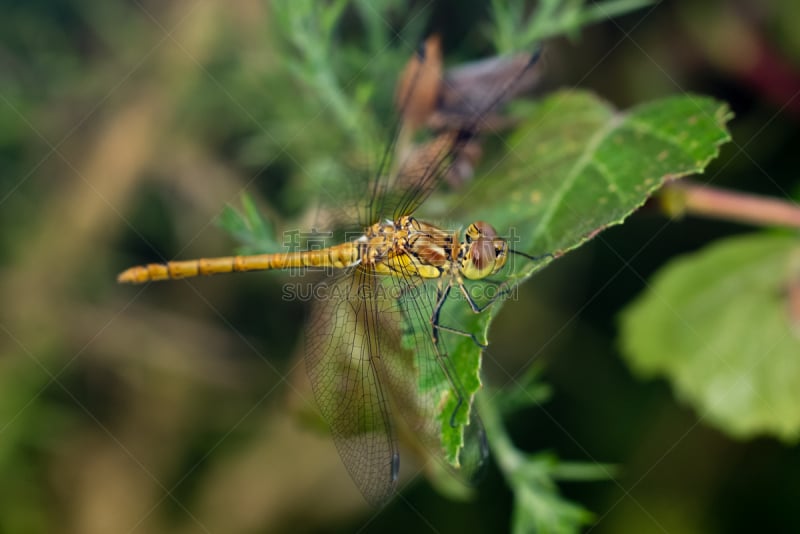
[271,0,420,152]
[437,92,731,477]
[620,233,800,441]
[510,457,596,534]
[479,367,616,532]
[493,363,554,416]
[489,0,657,52]
[272,0,368,144]
[433,322,483,467]
[222,82,733,534]
[0,358,74,534]
[5,0,800,531]
[405,289,485,468]
[478,393,615,533]
[218,0,733,527]
[459,92,733,261]
[217,194,278,254]
[421,90,728,531]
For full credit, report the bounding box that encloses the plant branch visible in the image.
[659,181,800,229]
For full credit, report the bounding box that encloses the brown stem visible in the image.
[659,181,800,229]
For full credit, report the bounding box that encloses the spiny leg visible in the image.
[430,279,488,351]
[394,278,469,430]
[431,275,522,346]
[456,277,518,314]
[453,250,551,313]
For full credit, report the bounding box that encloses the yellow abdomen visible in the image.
[117,242,361,284]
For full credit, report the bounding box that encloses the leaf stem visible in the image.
[659,181,800,229]
[475,391,525,476]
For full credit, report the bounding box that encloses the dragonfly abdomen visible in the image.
[117,243,361,284]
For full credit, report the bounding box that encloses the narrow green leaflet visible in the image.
[619,233,800,441]
[217,194,278,254]
[423,90,731,466]
[511,468,595,534]
[490,0,656,52]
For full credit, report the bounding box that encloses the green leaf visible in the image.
[619,233,800,441]
[455,90,732,262]
[425,91,731,464]
[397,282,485,469]
[436,325,484,466]
[511,469,595,534]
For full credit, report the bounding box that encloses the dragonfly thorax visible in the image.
[459,221,508,280]
[359,217,507,281]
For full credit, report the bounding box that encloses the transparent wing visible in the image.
[375,265,489,483]
[304,267,399,506]
[369,41,543,222]
[434,50,544,131]
[315,38,542,229]
[306,261,487,504]
[373,130,466,221]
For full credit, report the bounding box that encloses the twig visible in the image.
[659,181,800,229]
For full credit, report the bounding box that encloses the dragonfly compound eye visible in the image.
[466,221,497,242]
[492,238,508,273]
[461,221,507,280]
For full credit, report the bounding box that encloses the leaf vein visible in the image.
[529,116,622,245]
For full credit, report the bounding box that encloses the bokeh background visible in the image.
[2,0,799,532]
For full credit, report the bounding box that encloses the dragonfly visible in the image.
[118,36,542,506]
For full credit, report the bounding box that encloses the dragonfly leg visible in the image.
[430,281,450,347]
[431,277,519,350]
[457,277,516,314]
[433,323,488,349]
[449,395,464,429]
[430,280,488,349]
[393,279,469,429]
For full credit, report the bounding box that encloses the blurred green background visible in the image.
[2,0,799,532]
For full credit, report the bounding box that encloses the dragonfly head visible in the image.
[460,221,508,280]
